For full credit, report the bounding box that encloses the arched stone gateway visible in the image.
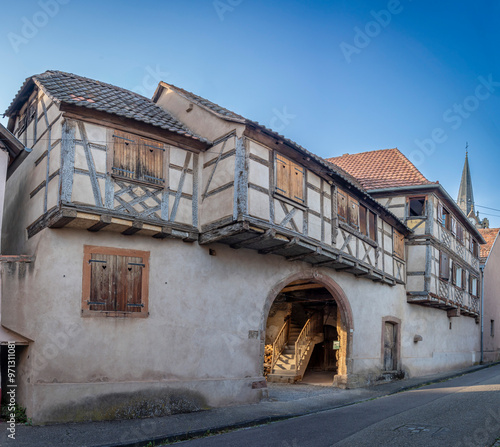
[261,269,354,387]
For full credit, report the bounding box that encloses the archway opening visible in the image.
[263,278,349,386]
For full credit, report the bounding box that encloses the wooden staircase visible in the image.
[267,316,323,383]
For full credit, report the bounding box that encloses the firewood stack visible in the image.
[264,344,273,377]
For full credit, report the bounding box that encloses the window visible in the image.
[456,224,464,244]
[359,205,367,236]
[393,229,405,260]
[359,205,377,241]
[369,211,377,241]
[337,188,348,223]
[491,320,495,337]
[469,275,478,297]
[112,130,165,186]
[408,196,426,217]
[472,239,479,258]
[275,153,305,203]
[439,251,450,281]
[348,195,359,229]
[82,245,149,317]
[442,208,451,231]
[452,263,464,289]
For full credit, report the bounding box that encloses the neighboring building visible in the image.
[478,228,500,363]
[0,124,31,405]
[0,71,486,424]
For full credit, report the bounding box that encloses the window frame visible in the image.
[274,152,305,205]
[82,245,150,318]
[407,196,427,217]
[111,129,165,187]
[469,275,478,298]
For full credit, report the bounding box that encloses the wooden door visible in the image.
[384,322,397,371]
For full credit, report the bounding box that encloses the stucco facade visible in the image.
[0,71,485,424]
[480,229,500,363]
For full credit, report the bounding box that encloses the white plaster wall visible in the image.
[155,88,246,141]
[483,236,500,362]
[2,224,482,422]
[0,149,8,251]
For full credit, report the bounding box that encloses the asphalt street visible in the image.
[176,364,500,447]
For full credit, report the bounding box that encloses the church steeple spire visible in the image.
[457,143,475,216]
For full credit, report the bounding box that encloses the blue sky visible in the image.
[1,0,499,226]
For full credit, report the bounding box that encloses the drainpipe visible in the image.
[480,264,485,364]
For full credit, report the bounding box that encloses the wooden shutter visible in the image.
[359,205,367,236]
[115,255,144,313]
[290,162,304,202]
[437,202,443,224]
[439,251,450,281]
[393,229,405,260]
[89,253,115,311]
[275,154,290,197]
[138,137,164,185]
[337,189,347,222]
[113,130,138,180]
[462,269,466,290]
[369,211,377,241]
[348,196,359,229]
[451,216,456,235]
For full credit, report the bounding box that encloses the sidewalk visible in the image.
[0,364,496,447]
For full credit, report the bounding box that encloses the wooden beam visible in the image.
[286,247,321,262]
[122,221,143,236]
[447,308,461,318]
[258,237,299,255]
[48,208,78,228]
[199,222,250,245]
[87,215,112,232]
[230,229,276,249]
[153,226,173,239]
[280,283,326,293]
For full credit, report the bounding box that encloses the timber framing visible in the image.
[26,205,198,242]
[199,217,402,286]
[60,103,210,152]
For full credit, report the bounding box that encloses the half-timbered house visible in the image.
[0,71,484,423]
[330,149,485,374]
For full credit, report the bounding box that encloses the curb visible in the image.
[99,362,500,447]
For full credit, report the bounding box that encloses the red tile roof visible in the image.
[327,148,435,190]
[478,228,499,260]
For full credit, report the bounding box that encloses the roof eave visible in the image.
[157,82,246,124]
[368,184,486,243]
[247,124,410,235]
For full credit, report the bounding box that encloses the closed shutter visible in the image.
[348,196,359,229]
[393,230,405,260]
[337,189,347,222]
[290,162,304,203]
[89,253,115,311]
[113,130,138,180]
[124,256,144,313]
[369,211,377,241]
[138,137,164,185]
[359,205,367,236]
[275,154,290,197]
[440,251,450,281]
